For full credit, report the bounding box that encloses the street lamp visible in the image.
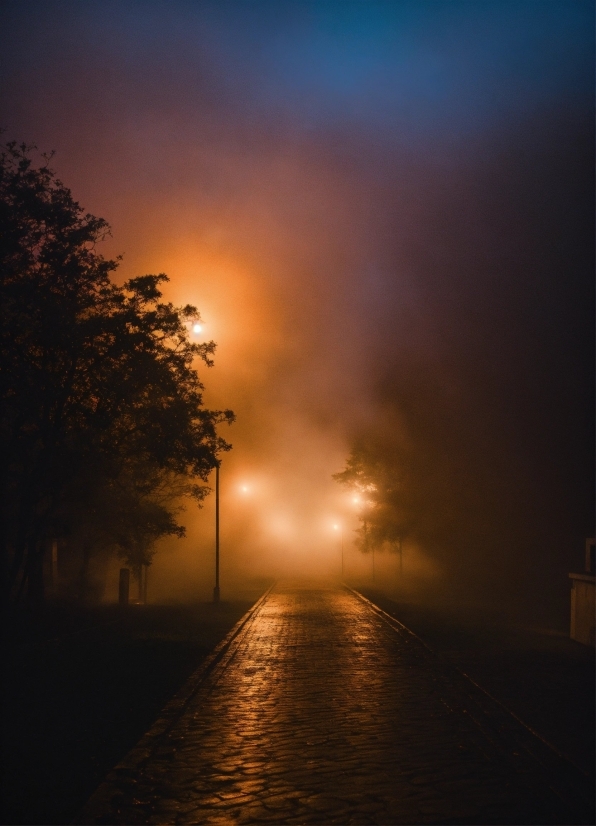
[183,318,204,337]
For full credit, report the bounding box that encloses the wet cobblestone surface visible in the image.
[78,582,591,824]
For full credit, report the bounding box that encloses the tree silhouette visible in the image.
[1,141,234,602]
[333,437,411,555]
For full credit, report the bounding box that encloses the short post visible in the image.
[213,462,220,603]
[51,539,58,586]
[119,568,130,606]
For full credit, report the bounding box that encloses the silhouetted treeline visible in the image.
[0,141,233,604]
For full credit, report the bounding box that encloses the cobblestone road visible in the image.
[78,582,590,825]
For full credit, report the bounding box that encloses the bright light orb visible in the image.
[333,524,339,531]
[240,485,249,494]
[192,323,203,334]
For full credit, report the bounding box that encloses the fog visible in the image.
[2,1,593,620]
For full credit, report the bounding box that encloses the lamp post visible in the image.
[333,523,344,578]
[213,461,220,603]
[363,516,375,582]
[363,508,374,583]
[362,499,375,582]
[372,541,375,582]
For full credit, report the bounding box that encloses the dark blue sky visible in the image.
[3,1,592,143]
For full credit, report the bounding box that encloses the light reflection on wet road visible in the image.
[80,582,581,824]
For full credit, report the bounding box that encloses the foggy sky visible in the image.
[1,1,593,613]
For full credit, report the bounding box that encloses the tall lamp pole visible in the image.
[333,523,344,579]
[364,500,374,583]
[213,461,220,603]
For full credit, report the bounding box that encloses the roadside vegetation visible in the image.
[1,140,234,604]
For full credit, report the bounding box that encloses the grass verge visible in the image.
[2,588,269,825]
[355,585,595,778]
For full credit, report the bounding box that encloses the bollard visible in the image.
[119,568,130,606]
[51,539,59,586]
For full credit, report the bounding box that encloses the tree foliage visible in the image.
[333,437,409,554]
[333,392,527,583]
[0,141,234,602]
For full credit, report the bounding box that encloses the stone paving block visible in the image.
[77,581,592,825]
